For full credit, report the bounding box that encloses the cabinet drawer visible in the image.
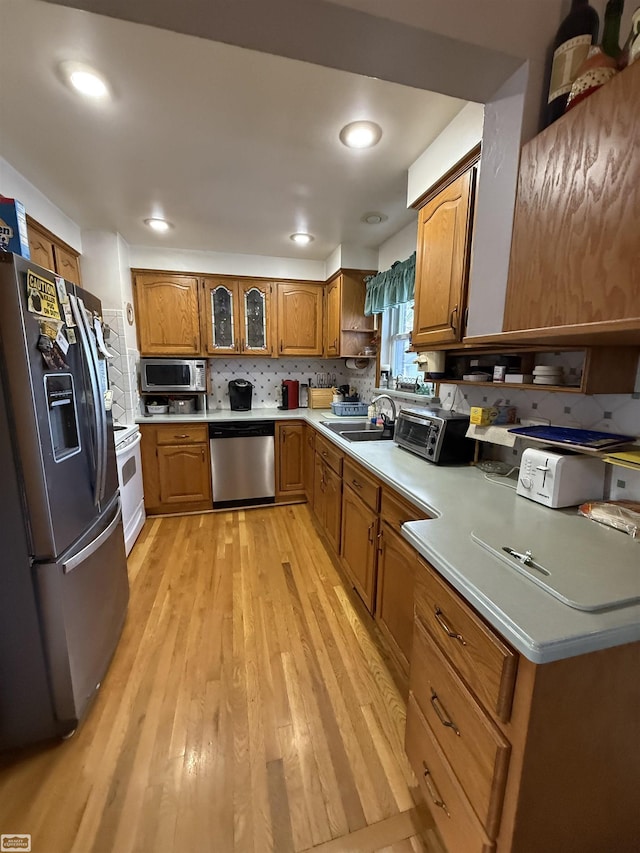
[406,695,495,853]
[415,559,518,722]
[411,618,510,837]
[381,488,429,534]
[154,424,209,445]
[343,459,380,512]
[315,434,343,475]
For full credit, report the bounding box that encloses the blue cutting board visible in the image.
[508,425,635,450]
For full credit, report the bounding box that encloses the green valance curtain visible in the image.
[364,252,416,316]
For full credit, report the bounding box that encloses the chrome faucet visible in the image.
[371,394,397,423]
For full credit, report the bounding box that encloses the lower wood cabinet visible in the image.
[276,421,305,498]
[407,556,640,853]
[375,489,430,676]
[340,484,378,613]
[313,449,342,554]
[375,525,418,675]
[303,425,316,504]
[140,424,212,514]
[406,694,495,853]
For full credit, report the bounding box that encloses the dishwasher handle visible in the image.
[209,421,275,439]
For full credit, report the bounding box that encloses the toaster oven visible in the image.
[394,407,474,464]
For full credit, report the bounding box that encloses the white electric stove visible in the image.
[113,424,146,556]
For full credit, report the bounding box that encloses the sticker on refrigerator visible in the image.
[55,327,70,355]
[63,303,75,327]
[26,270,61,320]
[66,328,77,344]
[55,275,69,304]
[94,317,112,358]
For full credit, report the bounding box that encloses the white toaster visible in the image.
[517,447,605,508]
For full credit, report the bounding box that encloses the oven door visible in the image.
[394,412,434,459]
[115,431,146,556]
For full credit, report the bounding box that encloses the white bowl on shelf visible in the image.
[462,372,491,382]
[146,404,169,414]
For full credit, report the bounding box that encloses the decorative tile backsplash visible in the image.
[438,381,640,500]
[104,308,139,424]
[207,358,360,408]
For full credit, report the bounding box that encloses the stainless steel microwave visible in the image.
[140,358,207,393]
[394,407,474,465]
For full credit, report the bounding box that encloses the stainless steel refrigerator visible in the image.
[0,252,129,750]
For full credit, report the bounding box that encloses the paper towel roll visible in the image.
[465,424,517,447]
[345,358,369,370]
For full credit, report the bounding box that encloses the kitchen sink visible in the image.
[319,421,392,442]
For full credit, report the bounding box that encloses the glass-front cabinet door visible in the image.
[202,278,273,356]
[239,281,272,355]
[203,279,240,355]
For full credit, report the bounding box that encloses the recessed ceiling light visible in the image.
[362,212,388,225]
[290,233,314,245]
[144,218,173,233]
[339,121,383,149]
[60,61,110,99]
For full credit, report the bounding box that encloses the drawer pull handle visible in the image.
[422,762,450,818]
[368,522,375,543]
[430,690,460,736]
[322,451,328,457]
[434,606,467,646]
[174,434,190,439]
[352,479,362,489]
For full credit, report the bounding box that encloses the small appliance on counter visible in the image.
[280,379,299,410]
[516,447,605,508]
[228,378,253,411]
[394,407,474,464]
[169,397,196,415]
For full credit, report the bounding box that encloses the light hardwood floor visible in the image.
[0,506,445,853]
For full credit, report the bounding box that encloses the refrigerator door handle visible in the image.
[70,294,106,505]
[63,498,122,574]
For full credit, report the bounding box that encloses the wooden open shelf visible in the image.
[433,346,638,396]
[441,379,582,393]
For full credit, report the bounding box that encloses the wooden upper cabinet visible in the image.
[412,169,475,347]
[27,221,55,272]
[504,62,640,336]
[277,282,323,356]
[239,280,273,355]
[324,270,376,357]
[202,278,274,356]
[134,273,201,356]
[27,217,81,284]
[52,244,81,285]
[325,278,341,357]
[202,278,240,355]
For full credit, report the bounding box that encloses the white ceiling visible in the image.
[0,0,467,260]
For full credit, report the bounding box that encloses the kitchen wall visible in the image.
[103,308,139,424]
[0,155,82,251]
[129,245,326,282]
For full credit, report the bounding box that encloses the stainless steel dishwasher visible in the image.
[209,421,275,508]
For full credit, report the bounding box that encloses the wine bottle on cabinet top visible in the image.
[602,0,625,59]
[546,0,600,125]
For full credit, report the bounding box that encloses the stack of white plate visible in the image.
[533,365,564,385]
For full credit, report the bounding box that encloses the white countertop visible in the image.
[138,407,640,664]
